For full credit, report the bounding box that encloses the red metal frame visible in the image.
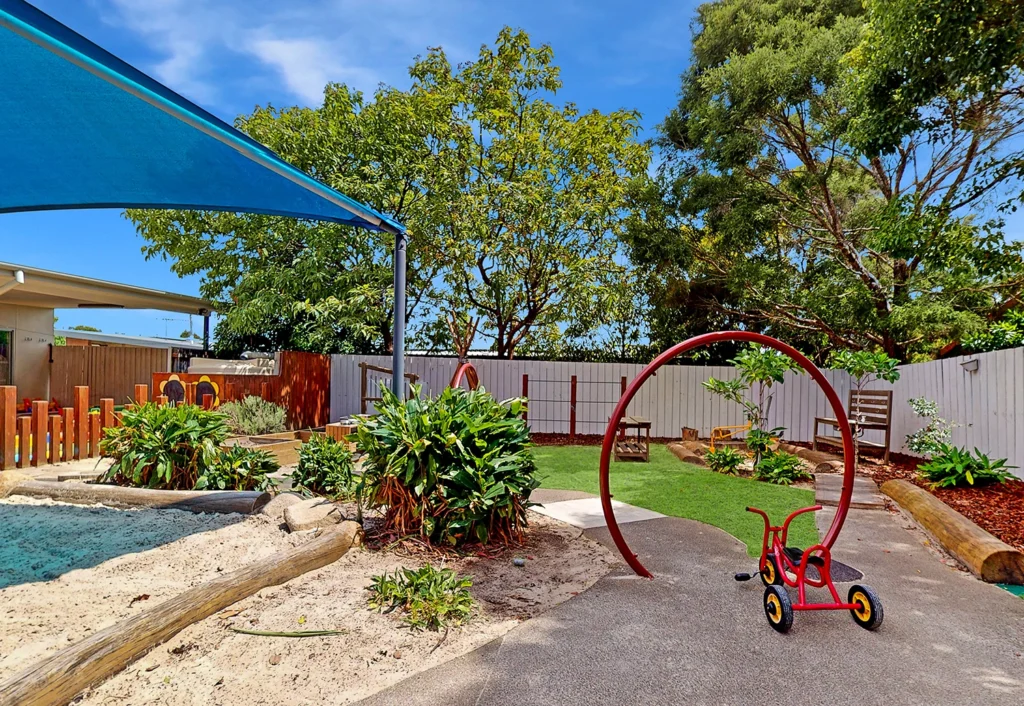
[598,331,855,578]
[449,362,480,391]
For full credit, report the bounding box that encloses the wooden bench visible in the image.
[615,416,651,462]
[813,389,893,463]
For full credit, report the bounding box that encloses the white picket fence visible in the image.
[330,346,1024,478]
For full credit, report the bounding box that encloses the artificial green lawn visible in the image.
[532,444,818,556]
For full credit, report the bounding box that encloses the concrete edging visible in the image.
[881,479,1024,584]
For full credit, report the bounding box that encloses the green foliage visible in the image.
[367,565,475,631]
[218,396,287,437]
[291,434,354,498]
[905,397,957,457]
[849,0,1024,155]
[355,385,538,546]
[745,427,784,463]
[705,446,745,475]
[637,0,1024,361]
[917,444,1016,488]
[753,451,811,486]
[829,350,900,385]
[195,445,279,492]
[101,403,279,491]
[100,403,229,490]
[963,309,1024,353]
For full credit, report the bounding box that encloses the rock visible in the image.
[260,491,305,521]
[0,471,34,499]
[284,497,344,532]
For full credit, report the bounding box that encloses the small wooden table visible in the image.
[614,416,651,462]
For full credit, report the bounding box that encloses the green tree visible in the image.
[639,0,1024,362]
[414,28,651,358]
[849,0,1024,155]
[129,82,443,354]
[69,325,102,332]
[828,349,900,461]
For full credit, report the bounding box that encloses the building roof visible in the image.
[57,329,205,350]
[0,261,213,314]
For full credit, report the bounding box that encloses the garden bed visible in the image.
[223,429,323,466]
[0,496,614,705]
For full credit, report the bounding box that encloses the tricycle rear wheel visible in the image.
[848,584,883,630]
[760,554,784,586]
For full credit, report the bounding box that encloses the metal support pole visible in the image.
[202,313,210,356]
[391,229,408,398]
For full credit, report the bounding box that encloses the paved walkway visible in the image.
[361,496,1024,706]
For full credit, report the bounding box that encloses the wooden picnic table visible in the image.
[614,415,651,462]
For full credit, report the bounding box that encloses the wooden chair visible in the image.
[813,389,893,463]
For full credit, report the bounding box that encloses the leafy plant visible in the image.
[703,345,802,464]
[962,310,1024,353]
[705,446,744,475]
[218,396,287,436]
[367,565,475,631]
[745,427,784,463]
[355,384,538,546]
[100,403,229,490]
[916,444,1016,488]
[291,433,354,498]
[195,445,278,492]
[829,350,901,461]
[905,397,957,456]
[752,451,810,486]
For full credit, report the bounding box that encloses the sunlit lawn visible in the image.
[532,444,818,555]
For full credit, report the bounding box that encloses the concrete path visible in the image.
[815,472,887,510]
[530,490,665,529]
[360,501,1024,706]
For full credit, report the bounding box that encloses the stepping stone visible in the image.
[530,497,664,529]
[284,497,345,532]
[814,473,885,510]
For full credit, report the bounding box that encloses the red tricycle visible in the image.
[735,504,883,633]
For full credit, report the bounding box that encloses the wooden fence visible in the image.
[331,348,1024,478]
[51,346,169,407]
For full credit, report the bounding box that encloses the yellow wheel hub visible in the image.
[852,591,871,621]
[766,594,782,622]
[763,562,775,583]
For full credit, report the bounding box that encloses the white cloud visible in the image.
[247,36,376,105]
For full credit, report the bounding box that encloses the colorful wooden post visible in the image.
[17,416,30,469]
[49,414,62,465]
[201,394,214,410]
[31,400,48,467]
[74,386,89,460]
[156,395,168,407]
[0,386,16,470]
[61,407,75,462]
[134,384,149,405]
[89,413,101,458]
[100,398,115,430]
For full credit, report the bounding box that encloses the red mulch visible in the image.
[789,442,1024,552]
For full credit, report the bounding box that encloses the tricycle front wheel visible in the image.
[763,585,793,633]
[848,584,884,630]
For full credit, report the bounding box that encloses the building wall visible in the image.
[0,303,54,400]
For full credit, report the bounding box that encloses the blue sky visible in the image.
[1,0,700,337]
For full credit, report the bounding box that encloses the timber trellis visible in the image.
[332,346,1024,478]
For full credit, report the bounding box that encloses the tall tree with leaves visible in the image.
[414,28,651,358]
[637,0,1024,362]
[130,83,443,354]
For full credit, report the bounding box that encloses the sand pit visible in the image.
[0,497,615,705]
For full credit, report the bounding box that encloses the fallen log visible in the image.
[667,442,706,466]
[0,521,362,706]
[7,480,270,515]
[881,479,1024,584]
[777,443,844,473]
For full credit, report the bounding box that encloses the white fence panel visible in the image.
[331,346,1024,478]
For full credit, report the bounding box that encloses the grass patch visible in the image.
[533,444,818,555]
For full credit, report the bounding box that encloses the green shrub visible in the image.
[917,444,1016,488]
[195,445,278,492]
[753,451,810,486]
[101,403,229,489]
[355,384,538,546]
[367,565,475,631]
[705,446,745,475]
[291,433,354,498]
[745,427,783,460]
[905,397,956,456]
[219,396,287,436]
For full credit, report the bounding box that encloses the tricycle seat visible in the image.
[783,546,825,568]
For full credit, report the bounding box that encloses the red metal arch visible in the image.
[599,331,855,578]
[449,361,480,391]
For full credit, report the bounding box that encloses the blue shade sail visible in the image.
[0,0,404,233]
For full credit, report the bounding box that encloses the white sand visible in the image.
[0,497,615,705]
